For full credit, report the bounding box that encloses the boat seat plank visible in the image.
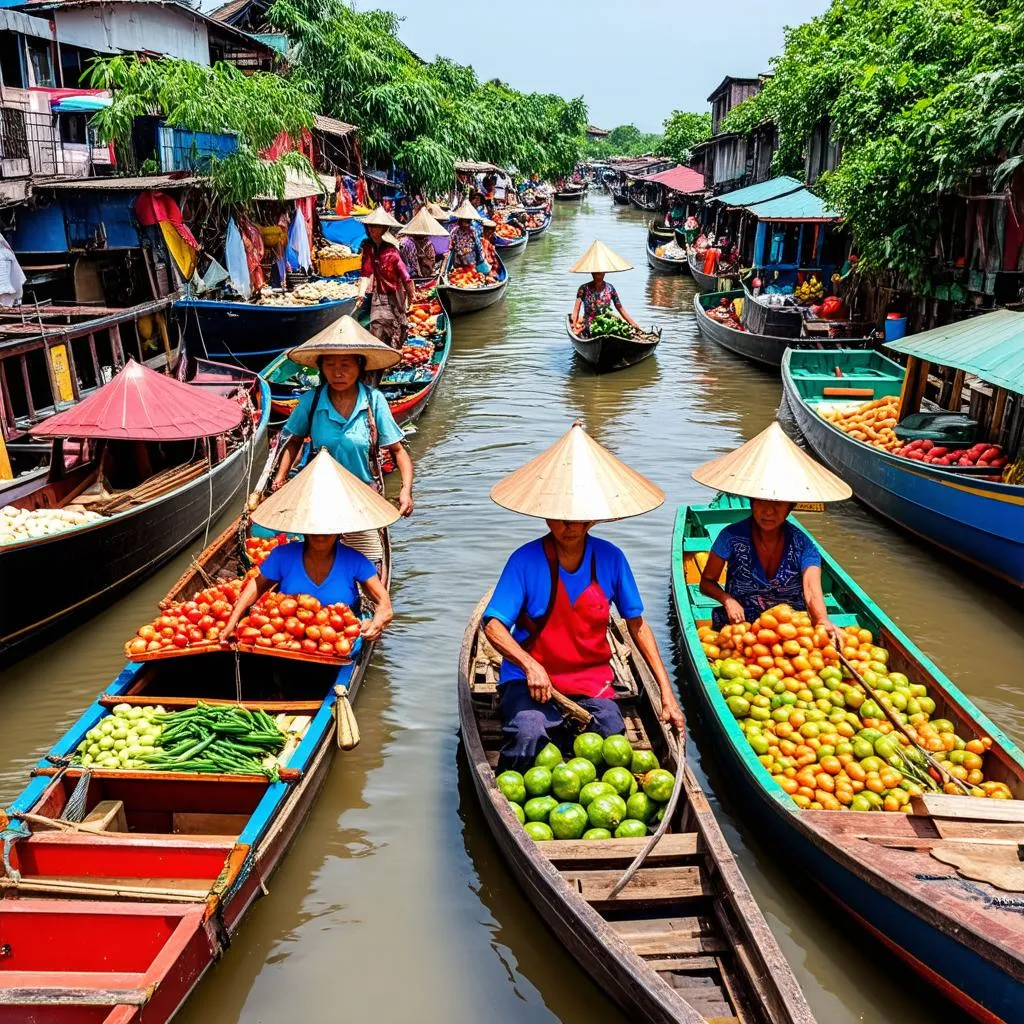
[29,875,213,891]
[537,832,699,862]
[649,956,727,973]
[630,934,728,957]
[912,794,1024,823]
[568,865,708,906]
[934,820,1024,841]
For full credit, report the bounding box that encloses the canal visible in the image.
[3,192,1023,1023]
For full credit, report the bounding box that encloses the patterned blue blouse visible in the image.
[709,517,821,627]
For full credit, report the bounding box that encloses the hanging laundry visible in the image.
[287,208,312,272]
[0,232,26,307]
[225,216,251,298]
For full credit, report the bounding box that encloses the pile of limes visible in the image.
[496,731,676,841]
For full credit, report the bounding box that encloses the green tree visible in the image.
[662,111,711,164]
[582,123,665,159]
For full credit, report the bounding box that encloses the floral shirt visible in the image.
[450,223,484,268]
[576,281,623,331]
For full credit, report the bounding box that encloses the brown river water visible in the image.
[3,194,1024,1023]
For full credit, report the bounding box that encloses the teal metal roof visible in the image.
[744,188,839,222]
[886,309,1024,395]
[714,175,802,208]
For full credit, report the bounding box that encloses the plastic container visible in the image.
[884,313,907,341]
[894,412,978,444]
[319,255,362,276]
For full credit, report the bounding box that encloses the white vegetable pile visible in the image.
[318,243,354,259]
[257,280,358,306]
[0,504,105,545]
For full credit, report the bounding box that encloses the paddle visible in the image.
[835,648,972,795]
[548,689,593,731]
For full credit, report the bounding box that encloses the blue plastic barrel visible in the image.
[884,314,907,341]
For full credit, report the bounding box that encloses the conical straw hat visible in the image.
[287,315,401,371]
[570,240,633,274]
[451,197,482,221]
[692,422,852,503]
[357,206,400,228]
[426,202,450,220]
[381,231,401,248]
[491,420,664,521]
[252,448,400,535]
[399,208,449,238]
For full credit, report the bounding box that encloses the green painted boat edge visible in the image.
[670,499,1024,816]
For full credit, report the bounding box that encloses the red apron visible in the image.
[518,537,615,699]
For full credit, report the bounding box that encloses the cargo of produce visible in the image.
[893,439,1007,469]
[256,280,358,306]
[705,297,746,331]
[0,505,105,546]
[71,701,303,778]
[235,590,361,661]
[699,604,1012,810]
[317,243,354,259]
[244,532,295,566]
[125,579,244,658]
[498,731,677,841]
[449,266,499,288]
[818,395,901,451]
[587,313,635,338]
[496,223,523,239]
[399,341,433,367]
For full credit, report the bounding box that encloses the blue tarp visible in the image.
[320,216,365,250]
[52,96,111,113]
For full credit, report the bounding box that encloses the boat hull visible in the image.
[174,296,357,372]
[494,232,528,258]
[0,381,270,667]
[436,256,509,316]
[565,316,659,374]
[646,238,687,275]
[688,251,739,293]
[553,189,585,202]
[781,350,1024,587]
[693,291,791,367]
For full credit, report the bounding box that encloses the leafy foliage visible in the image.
[271,0,587,191]
[661,111,711,164]
[582,123,664,159]
[718,0,1024,281]
[85,56,319,203]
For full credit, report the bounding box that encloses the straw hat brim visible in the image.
[358,206,401,228]
[481,219,496,228]
[691,422,852,503]
[287,315,401,371]
[491,422,664,521]
[426,203,451,220]
[252,449,400,536]
[399,209,450,238]
[570,240,633,274]
[451,198,482,221]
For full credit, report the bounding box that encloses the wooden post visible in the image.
[945,368,965,411]
[155,312,172,369]
[19,355,35,422]
[109,323,124,368]
[990,387,1008,443]
[897,356,929,421]
[87,332,100,385]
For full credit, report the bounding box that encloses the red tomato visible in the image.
[296,608,314,623]
[318,642,334,654]
[321,626,338,643]
[314,608,330,625]
[260,623,275,637]
[173,634,188,649]
[249,613,269,628]
[344,624,360,638]
[279,597,298,616]
[271,632,288,645]
[328,612,345,630]
[285,617,305,638]
[298,595,321,612]
[306,625,322,641]
[336,638,352,656]
[301,638,318,653]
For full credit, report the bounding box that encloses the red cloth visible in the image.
[237,216,266,293]
[521,538,615,698]
[361,240,411,294]
[703,248,720,276]
[134,191,198,248]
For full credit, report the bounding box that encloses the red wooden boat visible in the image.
[0,516,389,1022]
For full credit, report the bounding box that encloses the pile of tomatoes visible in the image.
[125,579,244,658]
[893,439,1007,469]
[496,223,522,239]
[399,342,433,367]
[244,533,292,566]
[235,591,361,660]
[450,267,497,288]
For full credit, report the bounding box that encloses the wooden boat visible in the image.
[781,348,1024,587]
[459,599,815,1024]
[0,516,389,1023]
[0,361,270,667]
[688,250,741,294]
[630,192,660,212]
[565,315,660,374]
[611,186,630,205]
[436,253,509,316]
[525,208,552,237]
[648,217,675,242]
[554,186,586,202]
[646,234,688,275]
[671,496,1024,1023]
[693,291,872,369]
[494,227,529,258]
[174,292,358,372]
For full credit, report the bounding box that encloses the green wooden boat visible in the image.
[671,496,1024,1023]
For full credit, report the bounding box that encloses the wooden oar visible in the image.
[549,689,593,730]
[835,649,972,795]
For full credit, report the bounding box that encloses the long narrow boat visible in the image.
[671,496,1024,1022]
[554,186,586,202]
[781,348,1024,587]
[0,517,389,1023]
[611,186,630,205]
[630,192,660,212]
[646,234,688,275]
[565,315,660,374]
[174,294,357,372]
[436,253,509,316]
[0,361,269,667]
[494,227,529,258]
[459,599,815,1024]
[688,250,741,294]
[648,218,675,242]
[525,210,552,237]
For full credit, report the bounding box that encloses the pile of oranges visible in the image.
[700,604,1012,810]
[818,395,902,452]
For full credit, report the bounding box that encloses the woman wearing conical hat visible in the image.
[570,241,640,336]
[483,422,685,773]
[356,206,416,350]
[222,450,400,647]
[448,197,489,273]
[397,208,448,279]
[692,423,852,642]
[273,317,415,517]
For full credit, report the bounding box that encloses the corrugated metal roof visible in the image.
[886,309,1024,395]
[714,175,802,208]
[744,188,839,222]
[313,114,357,138]
[635,165,705,195]
[39,174,198,191]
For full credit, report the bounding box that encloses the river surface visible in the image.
[3,194,1024,1023]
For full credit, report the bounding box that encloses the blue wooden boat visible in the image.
[524,207,552,237]
[782,348,1024,588]
[0,516,389,1022]
[174,293,358,372]
[671,496,1024,1024]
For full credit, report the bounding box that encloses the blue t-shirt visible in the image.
[283,382,404,485]
[483,536,644,684]
[709,517,820,626]
[260,540,376,610]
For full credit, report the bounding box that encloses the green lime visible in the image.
[523,795,558,822]
[615,819,649,839]
[565,757,597,786]
[523,766,552,798]
[587,793,628,830]
[524,821,553,841]
[602,734,633,767]
[534,743,563,769]
[573,732,605,766]
[548,802,588,840]
[496,770,526,805]
[630,749,659,775]
[579,781,615,807]
[602,766,635,798]
[551,764,583,802]
[582,827,612,841]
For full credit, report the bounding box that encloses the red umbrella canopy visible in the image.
[31,359,245,441]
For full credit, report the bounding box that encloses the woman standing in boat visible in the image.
[355,207,416,350]
[272,318,415,517]
[480,218,499,272]
[570,240,641,335]
[224,449,400,644]
[397,208,449,279]
[448,198,489,272]
[483,422,684,772]
[692,422,851,641]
